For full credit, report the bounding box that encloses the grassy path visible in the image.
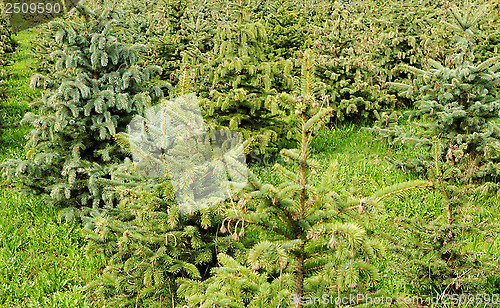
[0,29,103,308]
[0,30,37,164]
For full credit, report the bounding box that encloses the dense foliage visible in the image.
[370,0,500,298]
[83,165,243,306]
[0,4,165,209]
[144,0,408,153]
[369,1,500,182]
[26,0,500,156]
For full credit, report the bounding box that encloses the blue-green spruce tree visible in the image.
[368,1,500,182]
[0,3,165,212]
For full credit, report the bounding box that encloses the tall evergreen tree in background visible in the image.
[361,0,456,112]
[263,0,310,61]
[150,0,215,94]
[0,4,15,81]
[30,20,61,76]
[476,0,500,62]
[367,0,451,78]
[195,0,290,154]
[0,3,165,210]
[476,0,500,98]
[110,0,164,46]
[306,1,396,123]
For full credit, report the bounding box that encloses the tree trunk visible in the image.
[293,245,305,308]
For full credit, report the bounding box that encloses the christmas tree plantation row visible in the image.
[29,0,500,154]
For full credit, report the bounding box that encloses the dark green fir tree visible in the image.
[177,50,432,308]
[150,0,215,94]
[196,0,291,154]
[306,0,397,124]
[476,0,500,63]
[110,0,165,46]
[0,3,165,210]
[475,0,500,98]
[263,0,310,61]
[0,3,15,80]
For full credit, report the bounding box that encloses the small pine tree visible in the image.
[177,49,432,308]
[368,1,500,183]
[381,138,500,295]
[83,87,249,305]
[82,161,244,306]
[0,3,165,210]
[364,0,454,110]
[110,0,164,46]
[476,0,500,63]
[0,4,15,67]
[30,20,60,76]
[306,1,397,123]
[263,0,311,61]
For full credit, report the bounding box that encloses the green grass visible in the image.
[0,25,499,308]
[0,190,105,307]
[0,29,40,164]
[0,29,104,307]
